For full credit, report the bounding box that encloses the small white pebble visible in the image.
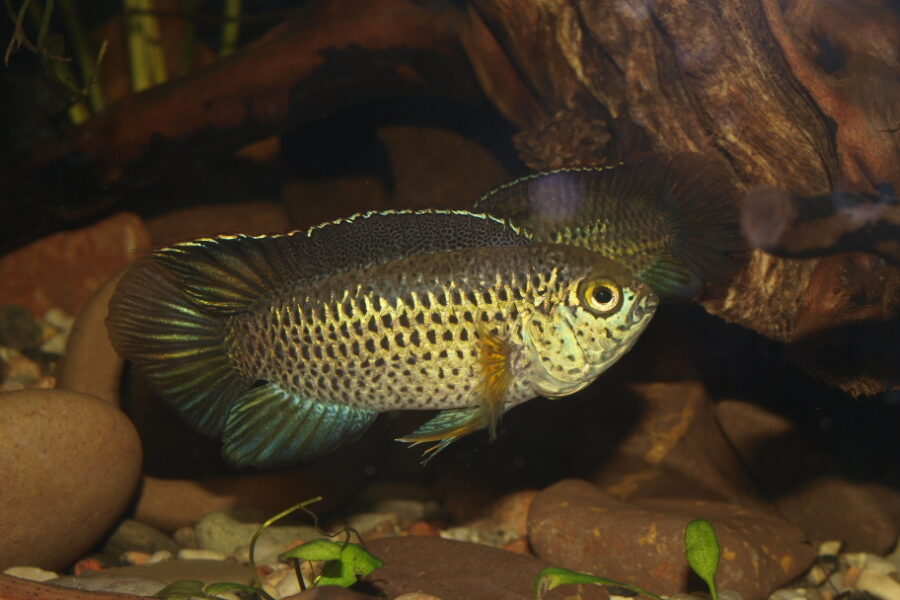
[3,566,59,582]
[395,594,443,600]
[274,571,302,599]
[854,569,900,599]
[122,551,151,565]
[817,540,842,557]
[148,550,173,564]
[177,548,227,560]
[43,308,74,331]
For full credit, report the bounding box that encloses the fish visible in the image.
[473,154,744,300]
[106,210,658,468]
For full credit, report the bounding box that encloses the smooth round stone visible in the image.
[0,389,142,570]
[56,273,125,406]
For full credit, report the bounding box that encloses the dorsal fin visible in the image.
[475,154,743,299]
[153,209,531,314]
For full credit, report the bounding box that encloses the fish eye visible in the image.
[579,278,622,316]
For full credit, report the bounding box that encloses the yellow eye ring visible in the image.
[579,278,622,316]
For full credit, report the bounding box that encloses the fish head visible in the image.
[523,255,658,398]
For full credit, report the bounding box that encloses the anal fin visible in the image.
[223,383,377,468]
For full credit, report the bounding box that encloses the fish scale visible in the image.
[107,209,658,467]
[226,246,573,413]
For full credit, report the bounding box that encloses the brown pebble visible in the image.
[502,537,532,555]
[407,521,441,536]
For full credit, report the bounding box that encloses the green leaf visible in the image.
[154,579,205,600]
[204,582,261,598]
[281,540,383,588]
[684,518,721,600]
[281,538,342,561]
[337,543,384,578]
[533,567,664,600]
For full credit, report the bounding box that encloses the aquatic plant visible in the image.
[155,496,383,600]
[534,517,722,600]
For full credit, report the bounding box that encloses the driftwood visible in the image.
[742,186,900,265]
[3,0,899,394]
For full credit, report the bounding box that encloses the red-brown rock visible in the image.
[365,535,609,600]
[528,479,816,600]
[0,213,150,318]
[715,399,900,553]
[145,201,291,246]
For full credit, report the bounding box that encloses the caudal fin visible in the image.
[106,257,250,437]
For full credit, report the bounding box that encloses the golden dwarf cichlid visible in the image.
[474,154,743,300]
[106,210,658,468]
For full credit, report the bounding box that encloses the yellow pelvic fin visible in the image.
[476,324,513,439]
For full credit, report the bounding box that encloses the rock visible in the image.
[342,512,401,540]
[288,587,374,599]
[50,575,167,596]
[349,481,444,527]
[2,566,58,582]
[146,201,291,246]
[133,452,369,532]
[101,519,180,558]
[0,212,151,317]
[484,489,537,538]
[439,525,519,548]
[377,125,512,209]
[715,399,900,553]
[56,273,124,405]
[283,176,389,230]
[0,389,143,571]
[0,305,41,350]
[364,535,609,600]
[195,508,322,556]
[589,382,767,510]
[854,569,900,599]
[53,558,252,593]
[0,351,49,391]
[177,548,228,561]
[528,479,816,600]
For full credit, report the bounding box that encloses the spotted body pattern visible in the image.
[107,210,657,467]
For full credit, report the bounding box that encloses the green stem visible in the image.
[219,0,241,56]
[248,497,322,597]
[59,0,104,113]
[177,0,196,76]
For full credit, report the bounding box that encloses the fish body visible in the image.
[474,154,743,299]
[107,210,657,468]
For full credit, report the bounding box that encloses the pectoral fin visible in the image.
[396,407,483,462]
[396,326,514,462]
[476,325,514,438]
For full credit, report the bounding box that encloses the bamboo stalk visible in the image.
[59,0,104,113]
[124,0,168,92]
[220,0,241,56]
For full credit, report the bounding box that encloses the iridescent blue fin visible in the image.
[396,407,483,462]
[106,257,250,436]
[223,383,377,468]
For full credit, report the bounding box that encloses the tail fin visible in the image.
[106,257,250,437]
[651,153,744,298]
